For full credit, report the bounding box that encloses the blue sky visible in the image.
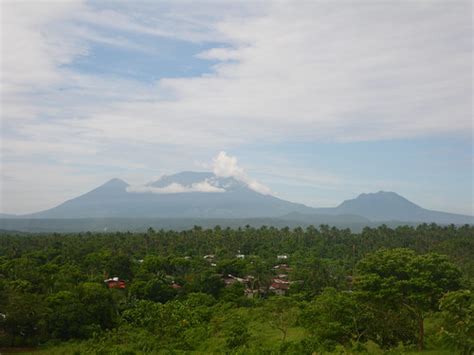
[67,33,220,81]
[1,0,472,215]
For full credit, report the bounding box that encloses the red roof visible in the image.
[105,280,126,289]
[270,282,289,290]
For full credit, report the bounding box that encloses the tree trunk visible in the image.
[418,316,424,351]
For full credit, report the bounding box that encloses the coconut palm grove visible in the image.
[0,224,472,354]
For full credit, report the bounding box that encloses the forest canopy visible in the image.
[0,223,472,354]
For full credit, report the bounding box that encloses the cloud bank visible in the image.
[126,152,271,195]
[3,1,471,148]
[1,1,471,214]
[127,179,225,194]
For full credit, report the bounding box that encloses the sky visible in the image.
[0,0,472,215]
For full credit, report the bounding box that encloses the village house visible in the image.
[223,274,247,286]
[273,264,292,272]
[269,262,292,295]
[277,254,288,260]
[269,280,289,295]
[171,281,182,290]
[271,277,290,286]
[104,277,126,289]
[223,275,238,286]
[235,249,245,259]
[223,274,261,297]
[223,274,258,290]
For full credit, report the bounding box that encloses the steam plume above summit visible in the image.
[212,152,271,195]
[126,152,272,196]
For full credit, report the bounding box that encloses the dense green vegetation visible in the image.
[0,223,472,354]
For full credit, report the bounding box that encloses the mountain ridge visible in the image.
[4,172,473,225]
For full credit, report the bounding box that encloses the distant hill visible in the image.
[1,172,472,229]
[312,191,473,224]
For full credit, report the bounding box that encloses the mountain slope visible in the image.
[280,212,371,224]
[27,173,315,218]
[0,213,18,218]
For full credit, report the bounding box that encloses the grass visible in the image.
[8,311,458,354]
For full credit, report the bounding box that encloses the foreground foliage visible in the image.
[0,223,472,353]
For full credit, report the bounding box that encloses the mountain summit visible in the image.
[336,191,422,220]
[19,173,473,224]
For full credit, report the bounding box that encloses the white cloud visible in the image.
[1,0,87,94]
[3,1,471,144]
[27,0,468,155]
[212,151,271,195]
[1,1,471,213]
[212,151,244,178]
[126,151,272,196]
[127,179,225,194]
[245,179,272,196]
[192,180,225,193]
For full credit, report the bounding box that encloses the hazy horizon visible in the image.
[2,152,472,218]
[1,1,472,215]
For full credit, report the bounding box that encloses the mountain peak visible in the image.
[343,190,419,206]
[102,178,129,188]
[356,191,405,200]
[335,191,422,221]
[86,178,129,196]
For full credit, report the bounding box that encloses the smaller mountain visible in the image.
[336,191,421,220]
[314,191,473,224]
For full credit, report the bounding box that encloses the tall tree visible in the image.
[355,248,461,350]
